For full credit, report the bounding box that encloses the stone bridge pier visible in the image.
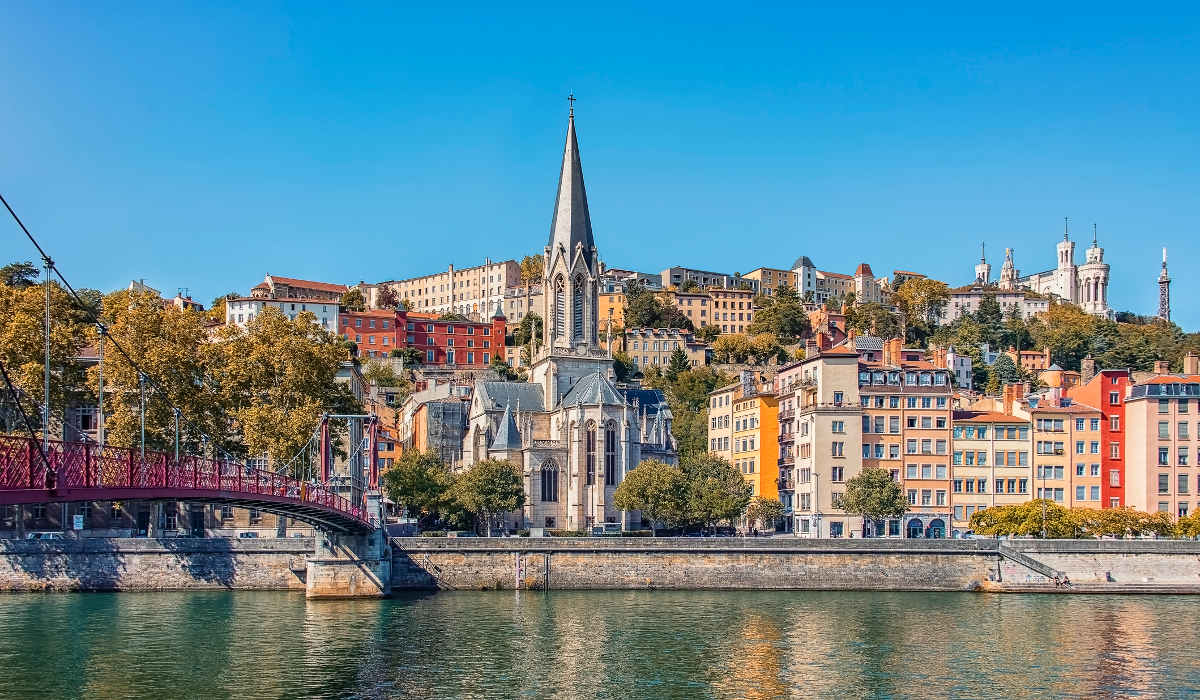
[305,494,391,598]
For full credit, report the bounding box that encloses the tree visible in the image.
[85,288,221,452]
[840,467,908,536]
[745,497,784,532]
[0,279,91,434]
[682,454,752,532]
[985,353,1021,395]
[612,351,636,382]
[749,333,786,365]
[381,450,454,530]
[665,348,690,380]
[0,261,39,288]
[678,279,701,293]
[974,293,1005,348]
[390,346,424,368]
[376,285,399,309]
[747,285,810,342]
[1026,303,1101,370]
[490,354,520,381]
[623,280,693,330]
[712,333,752,363]
[1177,511,1200,538]
[208,306,359,468]
[845,303,900,338]
[613,460,688,535]
[340,288,365,312]
[893,278,950,329]
[519,255,544,286]
[74,288,104,316]
[363,358,411,394]
[694,324,720,343]
[449,458,525,536]
[970,500,1077,538]
[511,313,543,348]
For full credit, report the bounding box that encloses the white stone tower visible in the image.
[1078,224,1110,317]
[974,243,991,284]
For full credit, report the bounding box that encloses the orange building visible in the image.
[1013,391,1104,509]
[709,372,779,500]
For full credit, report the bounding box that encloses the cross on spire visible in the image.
[568,93,575,119]
[1064,216,1070,240]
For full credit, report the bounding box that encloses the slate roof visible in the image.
[560,372,625,407]
[792,256,815,270]
[547,112,595,267]
[475,382,545,412]
[618,387,670,414]
[489,402,522,451]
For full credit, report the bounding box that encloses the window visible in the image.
[1076,419,1085,431]
[832,421,845,433]
[1159,399,1170,414]
[1109,470,1120,487]
[831,466,844,482]
[920,489,932,505]
[1159,473,1170,495]
[1181,422,1191,440]
[1110,416,1120,431]
[604,426,617,486]
[540,461,559,502]
[1180,474,1191,494]
[1159,448,1170,466]
[585,425,597,485]
[831,442,844,457]
[1076,486,1086,502]
[907,464,918,479]
[1180,447,1189,466]
[1110,442,1120,459]
[907,490,917,505]
[1159,421,1170,439]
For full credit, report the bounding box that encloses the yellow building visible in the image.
[656,290,712,329]
[709,372,779,500]
[949,411,1032,535]
[599,290,625,335]
[743,267,795,297]
[708,288,757,334]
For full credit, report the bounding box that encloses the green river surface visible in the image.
[0,590,1197,699]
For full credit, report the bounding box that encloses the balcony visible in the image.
[778,432,794,443]
[778,454,795,468]
[777,475,795,491]
[779,408,795,421]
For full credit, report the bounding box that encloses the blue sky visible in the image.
[3,3,1198,328]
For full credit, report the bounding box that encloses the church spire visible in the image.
[547,96,595,268]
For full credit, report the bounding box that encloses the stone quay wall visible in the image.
[391,538,1200,592]
[0,538,314,592]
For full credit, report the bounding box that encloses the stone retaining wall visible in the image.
[391,538,1200,592]
[0,538,314,592]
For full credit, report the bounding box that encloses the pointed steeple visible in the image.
[489,402,522,452]
[547,100,595,268]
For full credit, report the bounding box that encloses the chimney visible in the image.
[883,337,902,366]
[1080,356,1096,385]
[1154,360,1170,375]
[1184,352,1200,376]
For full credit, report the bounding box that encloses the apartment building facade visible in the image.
[743,267,795,296]
[949,411,1032,535]
[708,288,756,334]
[370,259,521,320]
[1067,367,1131,508]
[858,344,954,538]
[339,307,506,368]
[623,328,709,370]
[788,348,863,537]
[1125,372,1200,518]
[709,372,779,500]
[1014,394,1105,509]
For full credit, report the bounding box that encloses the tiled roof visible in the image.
[268,275,349,294]
[854,336,884,351]
[953,410,1026,423]
[1142,375,1200,384]
[820,271,852,280]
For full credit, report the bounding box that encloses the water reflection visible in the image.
[0,590,1197,698]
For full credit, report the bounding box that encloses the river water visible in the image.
[0,590,1197,699]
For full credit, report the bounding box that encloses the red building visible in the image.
[340,306,506,368]
[1067,366,1130,508]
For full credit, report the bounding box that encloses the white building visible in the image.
[968,227,1113,318]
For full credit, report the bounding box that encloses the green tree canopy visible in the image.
[840,468,908,529]
[665,348,690,380]
[682,454,752,531]
[340,288,365,312]
[985,353,1022,395]
[613,459,688,535]
[746,496,784,531]
[747,285,810,343]
[381,450,454,529]
[449,458,526,536]
[612,351,637,382]
[0,261,39,288]
[694,324,720,343]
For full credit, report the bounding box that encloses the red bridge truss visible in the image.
[0,436,374,534]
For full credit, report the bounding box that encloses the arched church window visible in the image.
[604,422,617,486]
[585,421,597,485]
[573,274,585,341]
[540,460,559,502]
[553,275,565,339]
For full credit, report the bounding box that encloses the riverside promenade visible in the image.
[3,537,1200,594]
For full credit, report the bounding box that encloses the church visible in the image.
[460,106,677,531]
[967,223,1113,319]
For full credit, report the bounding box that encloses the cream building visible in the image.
[623,328,708,370]
[949,411,1032,535]
[367,259,522,321]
